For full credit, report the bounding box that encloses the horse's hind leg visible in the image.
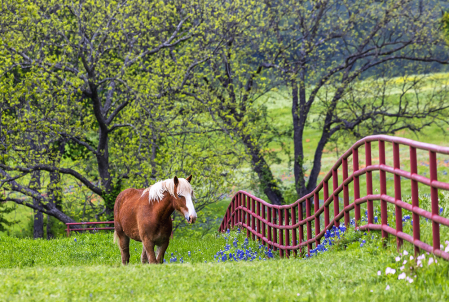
[156,241,169,264]
[118,234,130,265]
[141,245,149,264]
[142,238,157,264]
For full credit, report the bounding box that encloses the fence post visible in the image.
[247,196,251,238]
[239,193,242,227]
[257,201,261,242]
[314,191,320,245]
[231,196,234,228]
[353,147,361,227]
[278,208,284,258]
[324,181,330,228]
[268,206,272,250]
[342,157,350,227]
[429,151,440,252]
[291,206,297,257]
[251,198,256,240]
[379,140,388,241]
[285,208,290,258]
[410,146,420,256]
[306,198,312,256]
[262,204,266,245]
[365,141,373,226]
[273,207,277,250]
[332,169,340,227]
[236,194,240,227]
[298,202,304,256]
[393,142,403,250]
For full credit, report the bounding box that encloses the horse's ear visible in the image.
[186,174,192,183]
[174,176,179,186]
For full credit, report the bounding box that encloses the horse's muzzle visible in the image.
[185,214,197,224]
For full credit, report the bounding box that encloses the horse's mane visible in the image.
[142,178,193,203]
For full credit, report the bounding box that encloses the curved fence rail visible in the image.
[219,135,449,260]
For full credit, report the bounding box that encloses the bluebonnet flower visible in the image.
[440,208,444,214]
[74,238,77,242]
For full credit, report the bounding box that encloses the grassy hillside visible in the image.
[0,229,448,301]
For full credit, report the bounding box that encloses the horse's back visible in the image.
[114,188,145,211]
[114,188,146,239]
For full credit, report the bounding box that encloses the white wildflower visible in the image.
[386,285,390,290]
[377,270,381,276]
[400,266,405,271]
[395,256,401,262]
[398,272,406,279]
[403,250,409,256]
[428,257,434,265]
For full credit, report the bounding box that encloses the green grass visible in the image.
[0,229,448,301]
[1,73,449,301]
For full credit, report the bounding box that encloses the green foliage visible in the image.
[0,0,240,228]
[0,202,17,232]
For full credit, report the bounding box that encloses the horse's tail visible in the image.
[113,230,119,245]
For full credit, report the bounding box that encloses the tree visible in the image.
[0,0,236,231]
[192,0,449,204]
[183,0,289,205]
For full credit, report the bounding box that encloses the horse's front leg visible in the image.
[142,238,157,264]
[156,241,169,264]
[141,245,149,264]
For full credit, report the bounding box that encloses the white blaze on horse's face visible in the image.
[182,193,197,224]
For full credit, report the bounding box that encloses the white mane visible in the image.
[142,178,193,203]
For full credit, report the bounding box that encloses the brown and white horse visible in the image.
[113,175,196,264]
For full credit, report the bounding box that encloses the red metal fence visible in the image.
[219,135,449,260]
[66,221,114,237]
[66,218,176,237]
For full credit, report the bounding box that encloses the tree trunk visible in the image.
[30,171,44,239]
[96,127,114,215]
[241,135,284,205]
[292,75,309,199]
[46,214,53,239]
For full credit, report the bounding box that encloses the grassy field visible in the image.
[0,228,448,301]
[1,74,449,300]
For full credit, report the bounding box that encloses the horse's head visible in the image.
[173,175,197,224]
